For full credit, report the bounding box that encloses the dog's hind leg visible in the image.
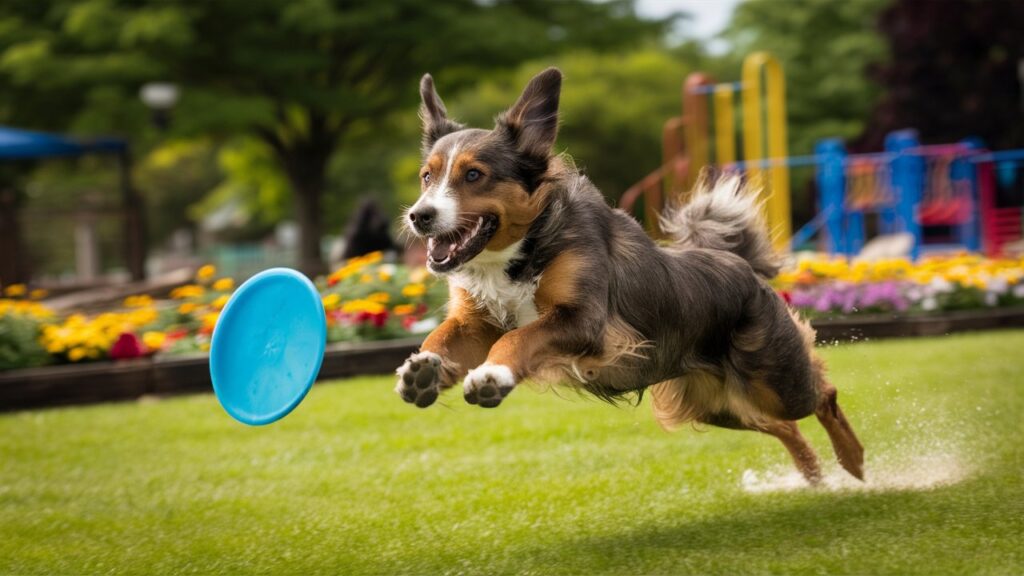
[815,381,865,480]
[756,420,823,485]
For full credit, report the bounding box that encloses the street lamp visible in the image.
[139,82,180,131]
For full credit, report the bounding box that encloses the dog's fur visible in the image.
[395,68,864,484]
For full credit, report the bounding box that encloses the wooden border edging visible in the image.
[2,309,1023,413]
[0,337,422,413]
[811,307,1024,342]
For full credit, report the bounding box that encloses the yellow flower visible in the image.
[29,289,48,300]
[123,294,154,308]
[410,267,431,283]
[359,273,373,284]
[341,299,386,315]
[3,284,27,297]
[402,283,427,298]
[367,291,390,303]
[212,278,235,291]
[142,331,167,350]
[178,302,198,314]
[212,295,230,309]
[196,264,216,281]
[392,304,416,316]
[202,312,220,330]
[322,293,341,310]
[171,285,205,299]
[68,347,88,362]
[378,270,393,282]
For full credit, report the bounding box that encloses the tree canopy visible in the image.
[1,0,673,275]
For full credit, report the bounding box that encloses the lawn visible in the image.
[2,330,1022,575]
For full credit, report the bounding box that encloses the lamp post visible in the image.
[121,82,178,281]
[139,82,180,131]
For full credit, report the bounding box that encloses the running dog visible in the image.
[395,68,864,484]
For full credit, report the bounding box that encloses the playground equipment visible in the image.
[804,131,1024,259]
[621,54,1024,259]
[621,52,792,248]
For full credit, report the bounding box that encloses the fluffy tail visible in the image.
[659,175,780,278]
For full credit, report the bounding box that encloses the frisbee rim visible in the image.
[209,267,326,426]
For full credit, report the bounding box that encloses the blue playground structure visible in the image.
[803,130,1024,259]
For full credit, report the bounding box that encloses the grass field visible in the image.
[2,330,1023,575]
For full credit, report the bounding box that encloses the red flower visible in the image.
[778,290,793,305]
[371,311,388,328]
[109,332,145,359]
[402,315,420,330]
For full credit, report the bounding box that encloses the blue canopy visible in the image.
[0,125,126,159]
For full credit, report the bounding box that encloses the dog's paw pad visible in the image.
[396,352,443,408]
[463,364,516,408]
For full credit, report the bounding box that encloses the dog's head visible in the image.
[406,68,562,273]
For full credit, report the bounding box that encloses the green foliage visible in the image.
[722,0,890,154]
[188,138,292,239]
[0,309,51,370]
[416,49,695,203]
[136,139,222,244]
[0,331,1022,573]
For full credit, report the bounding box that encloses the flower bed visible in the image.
[775,254,1024,318]
[2,252,1023,373]
[0,252,446,372]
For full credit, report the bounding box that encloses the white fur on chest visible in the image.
[449,241,538,330]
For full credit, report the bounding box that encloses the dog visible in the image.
[395,68,864,484]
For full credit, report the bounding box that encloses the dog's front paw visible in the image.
[395,351,444,408]
[463,364,516,408]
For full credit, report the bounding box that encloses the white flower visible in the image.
[988,276,1008,295]
[921,296,938,311]
[1013,283,1024,299]
[984,292,998,307]
[929,277,954,293]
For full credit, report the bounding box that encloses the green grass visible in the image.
[2,331,1023,575]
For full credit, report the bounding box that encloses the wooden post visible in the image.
[119,149,147,281]
[0,186,29,285]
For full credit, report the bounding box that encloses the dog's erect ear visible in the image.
[497,67,562,159]
[420,74,463,154]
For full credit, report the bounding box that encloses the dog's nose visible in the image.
[409,205,437,232]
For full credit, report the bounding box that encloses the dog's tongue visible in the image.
[428,238,456,262]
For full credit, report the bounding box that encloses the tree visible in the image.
[722,0,889,154]
[1,0,671,276]
[427,49,695,205]
[858,0,1024,150]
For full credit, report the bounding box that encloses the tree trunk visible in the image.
[259,112,338,279]
[289,169,326,278]
[0,187,29,285]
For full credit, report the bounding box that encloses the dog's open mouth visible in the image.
[426,214,499,272]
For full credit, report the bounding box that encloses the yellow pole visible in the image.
[742,52,791,250]
[683,73,714,189]
[713,85,736,165]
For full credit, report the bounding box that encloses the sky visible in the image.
[635,0,744,52]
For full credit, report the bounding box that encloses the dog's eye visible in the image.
[422,172,431,184]
[465,169,482,182]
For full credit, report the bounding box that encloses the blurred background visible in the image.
[0,0,1021,289]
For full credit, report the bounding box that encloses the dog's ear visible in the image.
[420,74,463,154]
[497,67,562,159]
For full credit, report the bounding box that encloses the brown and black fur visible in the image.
[396,68,864,485]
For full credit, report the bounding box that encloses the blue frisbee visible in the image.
[209,268,326,426]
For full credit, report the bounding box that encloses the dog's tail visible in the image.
[659,175,780,278]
